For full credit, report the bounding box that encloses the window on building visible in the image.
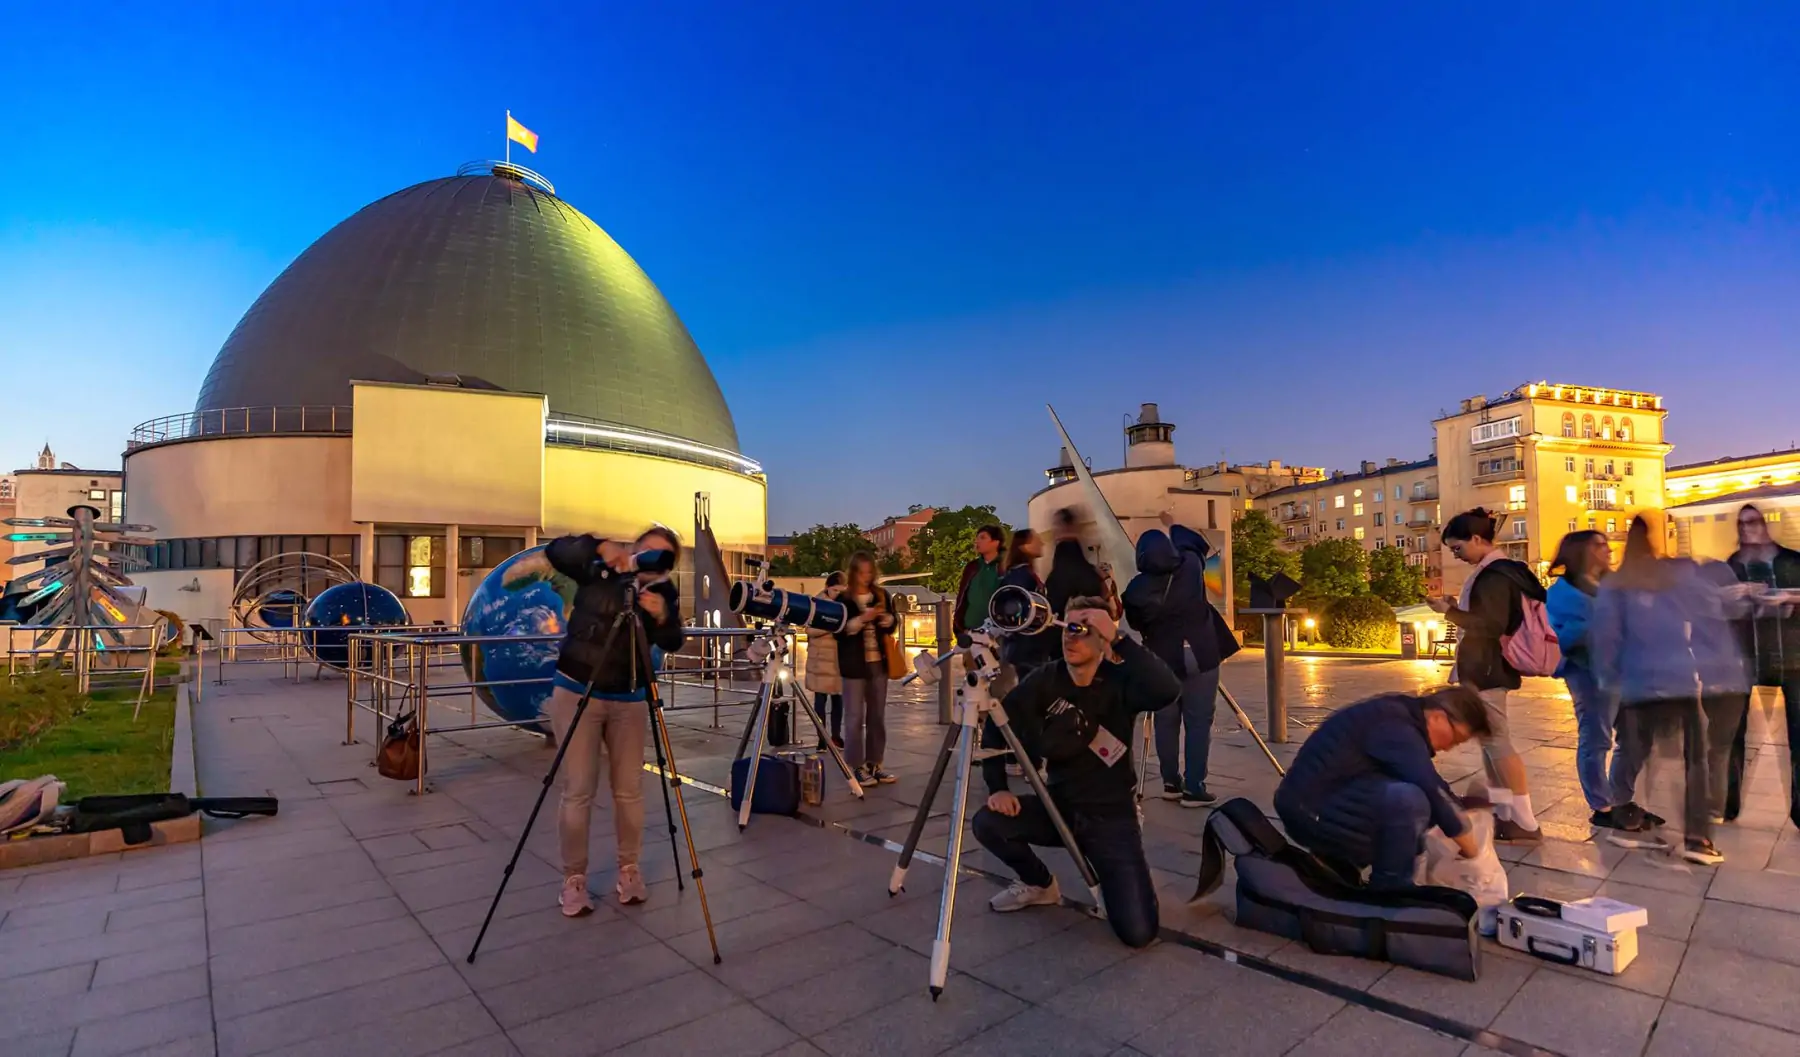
[87,488,106,501]
[1336,518,1346,531]
[1565,485,1578,503]
[108,491,125,523]
[1585,457,1596,475]
[1606,518,1617,533]
[1353,503,1364,516]
[1561,412,1576,437]
[1373,490,1383,503]
[1601,416,1615,439]
[1568,518,1578,532]
[1770,512,1785,522]
[1470,417,1522,445]
[1626,491,1635,506]
[1625,460,1634,476]
[1587,515,1597,529]
[1353,527,1366,540]
[1374,513,1384,526]
[405,536,437,597]
[1604,460,1615,475]
[1334,495,1345,509]
[1565,456,1576,472]
[1512,517,1527,538]
[1508,485,1526,509]
[1582,414,1595,438]
[1394,485,1403,501]
[1619,418,1633,441]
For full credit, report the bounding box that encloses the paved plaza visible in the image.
[3,653,1798,1057]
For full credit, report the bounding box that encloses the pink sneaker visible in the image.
[616,864,647,906]
[559,874,594,918]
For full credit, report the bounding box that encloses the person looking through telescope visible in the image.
[805,571,847,751]
[543,526,684,916]
[970,595,1181,948]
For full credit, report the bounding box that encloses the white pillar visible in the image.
[445,524,461,627]
[359,523,375,583]
[525,526,539,551]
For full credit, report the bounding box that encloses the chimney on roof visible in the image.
[1360,461,1377,475]
[1124,403,1177,469]
[1386,458,1399,467]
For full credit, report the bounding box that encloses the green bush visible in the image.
[1320,596,1398,650]
[0,670,87,752]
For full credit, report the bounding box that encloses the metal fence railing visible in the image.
[4,624,166,713]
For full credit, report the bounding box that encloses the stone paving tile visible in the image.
[256,994,501,1057]
[1046,944,1239,1044]
[205,846,381,891]
[1,877,202,932]
[0,966,209,1043]
[964,914,1135,1003]
[1489,969,1664,1057]
[361,831,432,860]
[809,974,1028,1057]
[206,876,395,931]
[1669,942,1800,1033]
[0,961,95,1008]
[700,919,897,999]
[0,916,204,981]
[1644,1001,1800,1057]
[1704,863,1800,912]
[607,1001,798,1057]
[629,867,800,939]
[1285,1006,1466,1057]
[1265,939,1395,990]
[413,879,563,940]
[754,943,929,1033]
[420,1034,523,1057]
[664,895,849,967]
[0,912,108,950]
[456,915,660,993]
[1126,958,1344,1057]
[9,1027,76,1056]
[952,1006,1120,1057]
[1687,898,1800,966]
[1592,878,1704,941]
[215,963,470,1057]
[70,996,215,1057]
[1365,952,1534,1030]
[1603,852,1716,896]
[91,938,211,988]
[213,934,448,1020]
[506,968,738,1057]
[105,893,205,932]
[475,940,693,1030]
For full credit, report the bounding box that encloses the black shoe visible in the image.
[1590,809,1625,830]
[1645,809,1667,827]
[1159,783,1182,801]
[1180,789,1219,809]
[1494,818,1543,843]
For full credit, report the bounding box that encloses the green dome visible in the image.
[195,167,740,451]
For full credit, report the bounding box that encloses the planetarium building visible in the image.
[124,162,765,627]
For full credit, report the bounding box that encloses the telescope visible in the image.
[986,584,1091,637]
[727,577,848,634]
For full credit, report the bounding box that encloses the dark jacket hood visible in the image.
[1135,530,1180,575]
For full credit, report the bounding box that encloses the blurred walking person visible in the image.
[837,552,899,785]
[1429,508,1544,842]
[1725,504,1800,829]
[1591,516,1720,864]
[806,571,846,751]
[1124,512,1235,807]
[1045,507,1106,618]
[1546,530,1621,827]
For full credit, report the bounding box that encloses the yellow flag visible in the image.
[506,114,539,154]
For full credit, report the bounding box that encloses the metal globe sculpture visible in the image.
[302,582,408,670]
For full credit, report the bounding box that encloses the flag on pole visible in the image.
[506,113,539,154]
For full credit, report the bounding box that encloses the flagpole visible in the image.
[505,109,511,164]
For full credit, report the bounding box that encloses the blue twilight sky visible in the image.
[2,3,1796,531]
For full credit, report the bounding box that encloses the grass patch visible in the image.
[2,683,176,800]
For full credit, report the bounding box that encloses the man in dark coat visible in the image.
[1273,687,1489,888]
[1122,513,1239,806]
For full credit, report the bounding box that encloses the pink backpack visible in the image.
[1502,595,1562,677]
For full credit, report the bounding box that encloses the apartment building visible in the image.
[863,507,937,557]
[1434,382,1670,596]
[1257,457,1444,593]
[1666,446,1800,558]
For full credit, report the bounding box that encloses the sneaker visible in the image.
[560,874,595,917]
[989,877,1061,913]
[870,765,899,785]
[1160,783,1182,801]
[831,735,845,750]
[1680,838,1725,866]
[615,864,648,906]
[1590,808,1627,830]
[1180,789,1219,808]
[1005,763,1024,777]
[1493,818,1543,843]
[854,764,875,785]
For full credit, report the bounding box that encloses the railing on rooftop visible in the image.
[126,405,764,476]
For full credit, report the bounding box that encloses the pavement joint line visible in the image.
[640,760,1567,1057]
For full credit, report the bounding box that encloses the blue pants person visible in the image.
[1277,777,1431,889]
[1153,662,1219,799]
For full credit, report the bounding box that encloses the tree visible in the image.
[907,505,1002,594]
[1230,510,1300,607]
[1296,537,1369,606]
[769,522,869,576]
[1321,596,1398,649]
[1368,546,1427,607]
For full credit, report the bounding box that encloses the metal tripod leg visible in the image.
[644,693,685,890]
[926,718,976,999]
[736,682,773,831]
[649,701,722,963]
[889,720,963,895]
[1218,683,1285,777]
[1135,712,1154,801]
[792,685,865,798]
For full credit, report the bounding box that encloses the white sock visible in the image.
[1510,794,1539,830]
[1487,787,1514,822]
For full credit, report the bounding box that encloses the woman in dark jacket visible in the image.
[1725,503,1800,828]
[1122,514,1234,806]
[836,551,899,785]
[1044,507,1106,617]
[998,529,1055,678]
[1429,508,1544,843]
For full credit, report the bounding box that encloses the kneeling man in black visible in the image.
[971,595,1181,948]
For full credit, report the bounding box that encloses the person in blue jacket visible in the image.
[1545,530,1619,826]
[1273,687,1490,889]
[1122,512,1238,806]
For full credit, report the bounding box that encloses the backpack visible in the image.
[1502,595,1562,677]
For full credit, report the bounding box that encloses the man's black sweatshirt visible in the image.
[982,637,1181,815]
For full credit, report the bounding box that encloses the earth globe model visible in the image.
[302,582,409,670]
[460,546,577,727]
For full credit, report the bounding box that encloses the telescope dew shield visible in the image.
[727,581,849,634]
[987,584,1054,636]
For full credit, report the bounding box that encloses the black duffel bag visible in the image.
[69,793,280,845]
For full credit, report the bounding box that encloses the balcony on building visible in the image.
[1472,464,1526,486]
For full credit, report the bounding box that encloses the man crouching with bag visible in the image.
[543,526,684,916]
[970,595,1181,948]
[1272,687,1490,890]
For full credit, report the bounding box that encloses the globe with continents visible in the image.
[461,546,577,728]
[302,582,409,670]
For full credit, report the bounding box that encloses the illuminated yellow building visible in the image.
[1666,446,1800,558]
[1434,382,1669,595]
[123,162,765,626]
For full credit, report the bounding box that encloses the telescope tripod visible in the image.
[468,598,721,965]
[888,628,1101,999]
[732,625,865,831]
